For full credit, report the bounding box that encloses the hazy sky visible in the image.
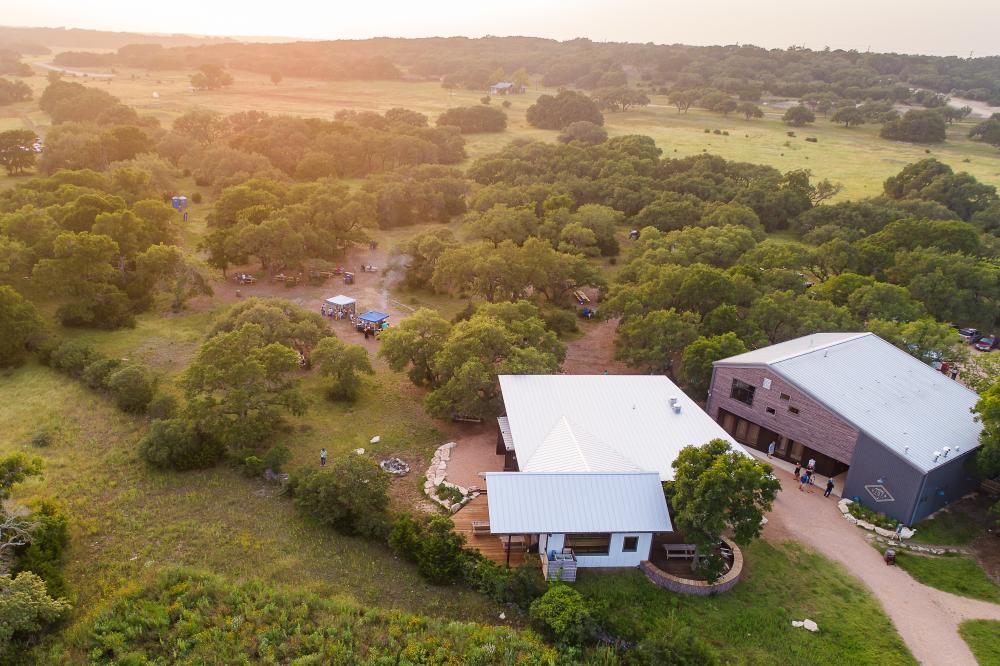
[7,0,999,57]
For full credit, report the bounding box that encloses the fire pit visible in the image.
[380,457,410,475]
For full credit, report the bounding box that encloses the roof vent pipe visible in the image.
[932,451,941,462]
[943,446,950,457]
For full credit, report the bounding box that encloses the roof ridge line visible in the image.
[767,332,870,365]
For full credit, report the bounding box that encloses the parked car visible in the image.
[958,328,981,343]
[974,335,997,352]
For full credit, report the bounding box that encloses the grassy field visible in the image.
[891,550,1000,603]
[575,540,916,665]
[960,620,1000,666]
[10,60,1000,199]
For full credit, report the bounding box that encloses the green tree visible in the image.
[135,244,213,311]
[972,379,1000,517]
[528,584,593,645]
[311,336,373,401]
[738,102,764,120]
[668,438,780,581]
[291,455,390,537]
[831,106,866,127]
[0,453,43,500]
[679,333,748,398]
[782,105,815,126]
[968,114,1000,149]
[138,418,224,471]
[378,308,451,386]
[880,109,947,143]
[668,89,697,114]
[846,282,926,322]
[616,309,700,373]
[526,90,604,129]
[746,291,859,344]
[106,364,156,413]
[210,298,329,357]
[0,129,37,175]
[0,286,43,367]
[182,323,304,448]
[0,571,71,654]
[415,515,466,585]
[866,318,965,364]
[557,120,608,145]
[190,63,234,90]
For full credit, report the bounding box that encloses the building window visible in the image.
[622,536,639,552]
[766,407,776,415]
[788,406,800,415]
[779,393,790,401]
[565,533,611,555]
[730,379,756,406]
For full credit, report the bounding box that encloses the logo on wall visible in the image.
[864,484,895,503]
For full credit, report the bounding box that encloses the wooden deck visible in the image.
[452,494,529,567]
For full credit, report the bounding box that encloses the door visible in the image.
[789,440,804,464]
[720,412,735,435]
[776,436,790,457]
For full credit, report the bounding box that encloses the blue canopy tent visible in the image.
[358,310,389,325]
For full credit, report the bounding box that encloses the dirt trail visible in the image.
[562,319,641,375]
[763,465,1000,665]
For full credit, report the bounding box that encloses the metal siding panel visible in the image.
[910,450,981,523]
[843,433,924,524]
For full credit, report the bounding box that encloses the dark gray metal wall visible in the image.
[910,449,980,524]
[842,433,924,525]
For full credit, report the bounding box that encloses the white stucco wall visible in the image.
[541,532,652,568]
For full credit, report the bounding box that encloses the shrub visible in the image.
[241,455,265,477]
[49,340,99,378]
[81,357,123,390]
[261,444,291,473]
[146,392,178,420]
[502,99,512,108]
[526,90,603,129]
[105,364,155,413]
[632,623,720,665]
[435,482,464,505]
[462,555,546,609]
[138,418,224,471]
[388,513,423,562]
[529,584,594,645]
[436,105,507,133]
[541,307,578,336]
[847,501,899,530]
[30,429,53,448]
[13,500,70,598]
[415,515,466,584]
[290,455,390,538]
[190,191,202,204]
[806,137,818,142]
[480,96,491,105]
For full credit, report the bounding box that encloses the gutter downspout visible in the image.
[909,473,929,527]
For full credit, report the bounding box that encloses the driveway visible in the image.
[763,466,1000,665]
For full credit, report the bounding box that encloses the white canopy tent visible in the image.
[324,294,356,315]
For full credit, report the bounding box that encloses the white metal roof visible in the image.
[497,417,514,452]
[714,332,869,365]
[715,333,982,472]
[484,472,672,533]
[498,375,745,481]
[325,295,356,306]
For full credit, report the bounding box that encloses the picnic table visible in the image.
[663,544,698,560]
[235,274,257,285]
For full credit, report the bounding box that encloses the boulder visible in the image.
[874,526,895,538]
[803,619,818,632]
[838,503,850,514]
[857,520,875,531]
[844,514,858,524]
[370,436,380,444]
[899,527,915,539]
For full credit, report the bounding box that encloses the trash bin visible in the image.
[884,549,896,566]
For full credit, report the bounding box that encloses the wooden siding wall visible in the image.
[708,366,860,465]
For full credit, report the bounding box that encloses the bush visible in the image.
[541,307,578,335]
[105,364,155,413]
[49,340,99,378]
[190,191,202,204]
[388,513,423,562]
[290,455,390,538]
[526,90,603,129]
[806,137,818,142]
[529,584,594,645]
[847,501,898,530]
[502,99,511,108]
[632,623,721,665]
[261,444,291,473]
[435,483,464,505]
[462,555,546,609]
[13,500,70,598]
[146,392,178,420]
[241,455,265,477]
[81,357,123,390]
[138,418,224,471]
[415,515,466,584]
[31,429,53,448]
[436,105,507,133]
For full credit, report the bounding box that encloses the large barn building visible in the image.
[708,332,983,525]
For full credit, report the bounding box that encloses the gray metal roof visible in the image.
[498,375,745,481]
[483,472,672,534]
[716,333,982,472]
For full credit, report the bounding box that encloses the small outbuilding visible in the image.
[488,81,526,95]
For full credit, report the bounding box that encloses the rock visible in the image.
[432,475,445,486]
[450,503,462,513]
[839,498,852,506]
[857,520,875,531]
[838,503,850,514]
[844,514,858,524]
[370,436,380,444]
[354,448,365,455]
[899,527,915,539]
[499,612,506,620]
[874,527,895,538]
[803,619,818,632]
[791,620,804,628]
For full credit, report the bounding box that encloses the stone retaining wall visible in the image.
[422,442,481,512]
[640,539,744,596]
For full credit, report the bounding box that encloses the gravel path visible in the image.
[764,468,1000,665]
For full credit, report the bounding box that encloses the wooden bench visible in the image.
[663,544,698,560]
[471,520,490,536]
[500,535,526,551]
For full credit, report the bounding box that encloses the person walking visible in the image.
[767,440,776,458]
[824,477,835,497]
[805,469,814,486]
[320,448,327,467]
[793,462,801,481]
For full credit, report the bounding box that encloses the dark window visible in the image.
[788,406,800,415]
[622,536,639,552]
[779,393,790,401]
[730,379,756,406]
[565,533,611,555]
[765,407,776,415]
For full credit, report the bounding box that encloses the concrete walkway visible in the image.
[764,472,1000,665]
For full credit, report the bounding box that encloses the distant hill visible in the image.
[0,25,236,52]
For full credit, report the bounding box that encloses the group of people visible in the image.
[767,441,835,497]
[320,304,354,321]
